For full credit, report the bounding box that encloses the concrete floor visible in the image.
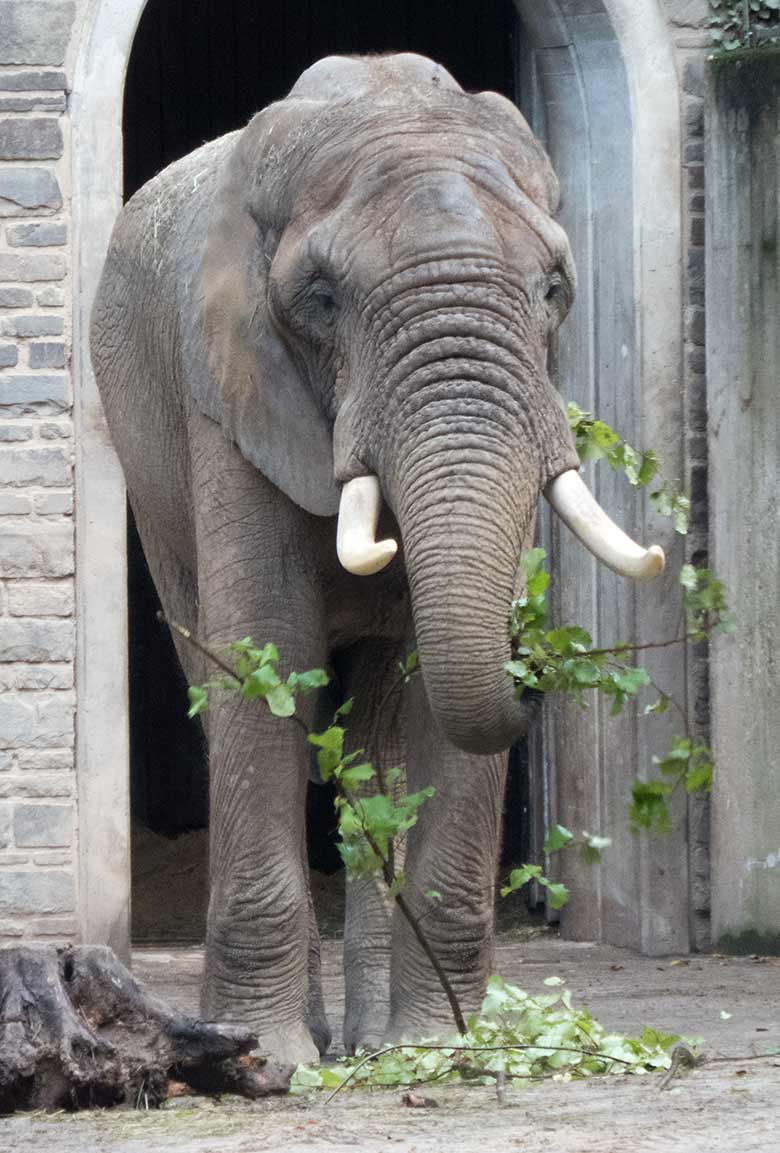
[2,934,779,1152]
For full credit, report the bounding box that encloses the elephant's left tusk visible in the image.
[544,469,665,582]
[337,476,398,576]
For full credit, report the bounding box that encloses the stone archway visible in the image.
[70,0,684,958]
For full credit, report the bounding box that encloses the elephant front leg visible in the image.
[386,678,509,1041]
[204,691,321,1066]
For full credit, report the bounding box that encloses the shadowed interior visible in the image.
[123,0,534,943]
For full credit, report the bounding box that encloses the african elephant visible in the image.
[91,53,662,1064]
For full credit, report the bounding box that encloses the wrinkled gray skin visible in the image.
[91,53,580,1064]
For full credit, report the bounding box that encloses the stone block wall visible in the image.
[0,0,77,941]
[665,0,714,951]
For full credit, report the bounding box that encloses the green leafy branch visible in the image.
[170,617,467,1036]
[500,826,612,911]
[567,402,690,535]
[505,405,735,842]
[292,974,688,1095]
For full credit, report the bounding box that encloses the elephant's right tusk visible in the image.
[544,469,665,582]
[337,476,398,576]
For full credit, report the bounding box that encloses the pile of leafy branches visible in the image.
[291,975,687,1095]
[709,0,780,50]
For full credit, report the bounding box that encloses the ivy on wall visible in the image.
[709,0,780,50]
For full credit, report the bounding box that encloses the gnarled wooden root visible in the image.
[0,945,292,1113]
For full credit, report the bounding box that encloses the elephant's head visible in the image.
[192,53,663,754]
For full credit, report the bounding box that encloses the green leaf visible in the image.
[500,864,542,897]
[544,824,574,854]
[581,831,612,864]
[543,881,571,910]
[308,725,345,779]
[187,684,209,718]
[334,697,354,719]
[295,668,330,694]
[644,695,669,716]
[340,762,376,789]
[637,450,660,488]
[572,659,602,686]
[611,666,651,694]
[679,564,697,590]
[424,889,443,902]
[685,759,713,794]
[265,682,296,717]
[242,662,281,700]
[546,626,592,654]
[630,779,674,834]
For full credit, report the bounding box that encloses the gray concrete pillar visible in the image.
[707,48,780,952]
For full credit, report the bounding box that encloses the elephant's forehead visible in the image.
[287,52,463,103]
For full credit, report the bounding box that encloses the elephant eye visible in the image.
[543,270,571,326]
[308,279,339,324]
[545,276,565,305]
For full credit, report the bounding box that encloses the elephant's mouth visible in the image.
[336,468,665,583]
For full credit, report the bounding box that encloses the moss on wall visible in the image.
[709,45,780,119]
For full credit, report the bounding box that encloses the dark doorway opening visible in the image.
[123,0,530,943]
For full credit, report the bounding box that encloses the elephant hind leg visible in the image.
[337,638,409,1055]
[304,860,332,1056]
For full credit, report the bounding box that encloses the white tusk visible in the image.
[337,476,398,576]
[544,469,665,582]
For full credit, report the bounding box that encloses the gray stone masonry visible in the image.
[0,2,75,941]
[0,167,62,215]
[667,0,712,952]
[29,341,66,369]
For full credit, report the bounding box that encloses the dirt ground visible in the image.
[1,933,779,1153]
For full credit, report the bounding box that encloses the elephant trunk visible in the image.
[400,490,534,755]
[387,381,569,754]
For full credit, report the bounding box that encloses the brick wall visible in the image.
[664,0,713,950]
[0,1,77,941]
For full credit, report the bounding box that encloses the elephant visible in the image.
[91,52,663,1065]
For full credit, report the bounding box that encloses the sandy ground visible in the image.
[1,935,779,1153]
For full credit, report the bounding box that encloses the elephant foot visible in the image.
[343,1006,388,1056]
[305,1005,333,1058]
[251,1020,321,1067]
[384,1010,461,1046]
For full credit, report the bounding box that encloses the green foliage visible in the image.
[336,787,435,876]
[291,974,687,1093]
[709,0,780,52]
[188,640,436,898]
[508,411,731,841]
[567,402,689,534]
[680,565,735,639]
[507,547,650,713]
[500,863,569,910]
[630,737,714,834]
[186,638,328,720]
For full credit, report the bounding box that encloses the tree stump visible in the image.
[0,945,292,1112]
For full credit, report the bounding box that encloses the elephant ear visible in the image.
[188,117,341,517]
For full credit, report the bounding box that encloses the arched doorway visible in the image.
[72,0,685,959]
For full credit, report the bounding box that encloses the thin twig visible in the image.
[160,612,238,680]
[160,612,310,736]
[585,633,689,660]
[340,784,467,1036]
